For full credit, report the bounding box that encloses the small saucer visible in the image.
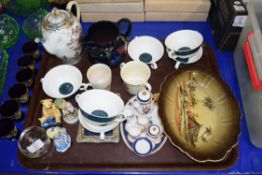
[174,46,203,65]
[133,137,153,156]
[120,96,167,157]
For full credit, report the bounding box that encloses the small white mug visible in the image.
[120,61,151,95]
[86,63,112,90]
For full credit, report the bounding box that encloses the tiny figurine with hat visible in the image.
[54,98,78,124]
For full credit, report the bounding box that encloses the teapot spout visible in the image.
[35,37,45,44]
[35,38,55,55]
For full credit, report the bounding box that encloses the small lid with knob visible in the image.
[137,89,152,104]
[43,7,71,31]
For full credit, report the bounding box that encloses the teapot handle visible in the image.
[66,1,80,21]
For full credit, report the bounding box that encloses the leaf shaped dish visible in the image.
[158,66,241,162]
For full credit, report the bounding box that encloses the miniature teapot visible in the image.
[133,89,154,115]
[35,1,83,64]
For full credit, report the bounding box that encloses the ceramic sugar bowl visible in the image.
[36,1,82,64]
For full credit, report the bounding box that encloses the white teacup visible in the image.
[165,30,203,69]
[41,65,86,98]
[120,61,151,95]
[128,36,164,70]
[86,63,112,90]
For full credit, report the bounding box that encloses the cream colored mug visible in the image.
[120,61,151,95]
[86,63,112,90]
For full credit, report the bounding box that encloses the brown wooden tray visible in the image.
[18,44,239,171]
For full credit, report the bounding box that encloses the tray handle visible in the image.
[243,32,262,90]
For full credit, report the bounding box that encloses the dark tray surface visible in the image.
[18,44,238,171]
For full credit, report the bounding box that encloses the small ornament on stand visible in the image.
[38,99,62,128]
[54,98,78,124]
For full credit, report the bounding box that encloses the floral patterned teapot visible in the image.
[35,1,82,64]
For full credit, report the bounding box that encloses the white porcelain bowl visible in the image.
[41,65,83,98]
[165,30,203,59]
[128,36,164,69]
[75,89,128,125]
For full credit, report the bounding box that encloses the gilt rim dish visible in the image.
[158,66,241,162]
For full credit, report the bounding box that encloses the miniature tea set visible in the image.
[16,1,240,163]
[120,91,167,156]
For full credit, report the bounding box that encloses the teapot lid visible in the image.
[137,89,152,103]
[43,7,71,30]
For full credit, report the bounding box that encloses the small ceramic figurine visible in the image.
[46,126,61,139]
[54,98,78,124]
[53,127,71,153]
[38,99,62,128]
[46,127,71,153]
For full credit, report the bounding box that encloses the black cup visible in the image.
[83,18,132,66]
[0,118,20,141]
[17,55,35,70]
[16,68,34,88]
[8,83,29,104]
[0,100,23,120]
[22,41,41,61]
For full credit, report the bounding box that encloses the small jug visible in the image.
[82,18,132,66]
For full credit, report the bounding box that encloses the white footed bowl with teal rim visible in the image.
[41,65,89,98]
[128,36,164,70]
[75,89,130,126]
[165,30,203,60]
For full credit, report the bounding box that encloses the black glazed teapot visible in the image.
[82,18,132,66]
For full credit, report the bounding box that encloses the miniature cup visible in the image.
[22,41,40,59]
[16,68,34,88]
[17,55,35,70]
[86,63,112,90]
[120,61,151,95]
[0,118,20,141]
[8,83,29,104]
[0,100,23,120]
[125,122,141,142]
[137,116,149,126]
